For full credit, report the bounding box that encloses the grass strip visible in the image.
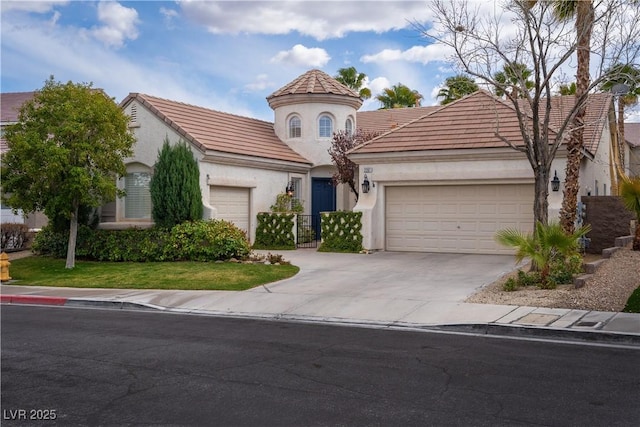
[7,256,299,291]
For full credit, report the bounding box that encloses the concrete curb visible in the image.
[3,295,639,347]
[0,295,68,306]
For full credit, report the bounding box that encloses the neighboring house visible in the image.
[0,92,48,229]
[625,122,640,177]
[349,90,614,254]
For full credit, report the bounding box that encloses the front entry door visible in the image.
[311,178,336,239]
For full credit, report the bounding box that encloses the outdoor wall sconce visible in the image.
[551,170,560,192]
[361,174,371,194]
[286,181,294,196]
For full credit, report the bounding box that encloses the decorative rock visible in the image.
[573,273,591,289]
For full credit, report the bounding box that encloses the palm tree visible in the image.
[495,221,591,285]
[334,67,372,100]
[437,74,479,105]
[601,63,640,176]
[558,82,577,95]
[554,0,594,235]
[620,177,640,251]
[376,84,423,109]
[493,63,534,99]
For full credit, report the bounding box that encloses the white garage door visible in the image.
[386,184,534,254]
[209,186,250,233]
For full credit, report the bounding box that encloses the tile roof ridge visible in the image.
[132,93,274,125]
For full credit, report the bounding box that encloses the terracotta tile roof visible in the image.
[352,91,611,156]
[356,106,441,134]
[1,92,35,153]
[121,93,311,165]
[532,92,611,154]
[1,92,34,123]
[267,69,360,100]
[626,123,640,148]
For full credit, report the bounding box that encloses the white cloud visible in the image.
[88,1,140,48]
[244,74,276,92]
[179,0,435,41]
[361,43,453,65]
[270,44,330,67]
[160,6,179,28]
[0,1,69,13]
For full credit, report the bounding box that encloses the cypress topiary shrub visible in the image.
[149,138,203,229]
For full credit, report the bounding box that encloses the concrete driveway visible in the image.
[255,249,517,302]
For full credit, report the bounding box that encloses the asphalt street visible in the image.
[2,305,639,426]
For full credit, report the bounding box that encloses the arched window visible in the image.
[319,115,333,138]
[345,118,353,135]
[124,165,152,219]
[289,116,301,138]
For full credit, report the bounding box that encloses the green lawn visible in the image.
[623,286,640,313]
[7,256,299,291]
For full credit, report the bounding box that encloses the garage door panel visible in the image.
[209,186,250,233]
[386,184,533,254]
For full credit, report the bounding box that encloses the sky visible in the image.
[1,0,638,123]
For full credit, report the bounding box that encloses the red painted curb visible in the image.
[0,295,68,306]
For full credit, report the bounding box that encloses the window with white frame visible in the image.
[289,116,301,138]
[345,118,353,135]
[319,115,333,138]
[124,171,152,219]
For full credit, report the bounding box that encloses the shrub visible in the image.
[168,220,250,261]
[0,223,31,251]
[33,220,249,262]
[548,253,583,286]
[502,277,518,292]
[150,138,203,229]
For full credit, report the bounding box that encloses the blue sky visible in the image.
[2,1,638,123]
[1,0,456,122]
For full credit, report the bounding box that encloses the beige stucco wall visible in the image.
[117,99,311,243]
[273,102,356,167]
[352,140,612,251]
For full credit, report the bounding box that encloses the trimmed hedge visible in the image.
[253,212,296,250]
[318,211,363,253]
[32,219,250,262]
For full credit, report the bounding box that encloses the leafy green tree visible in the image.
[149,138,203,228]
[376,83,423,109]
[495,221,590,286]
[1,77,135,268]
[620,177,640,250]
[493,63,534,98]
[437,74,479,105]
[334,66,372,99]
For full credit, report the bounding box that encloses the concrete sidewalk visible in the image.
[2,249,639,345]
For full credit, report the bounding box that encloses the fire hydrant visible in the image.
[0,252,11,282]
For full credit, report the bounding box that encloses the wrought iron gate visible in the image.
[296,215,318,248]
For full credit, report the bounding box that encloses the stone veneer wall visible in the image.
[582,196,634,254]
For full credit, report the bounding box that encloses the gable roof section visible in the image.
[353,91,529,154]
[1,92,36,153]
[121,93,311,165]
[267,69,360,99]
[356,106,441,134]
[624,123,640,148]
[352,91,611,156]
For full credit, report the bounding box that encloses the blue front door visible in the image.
[311,178,336,239]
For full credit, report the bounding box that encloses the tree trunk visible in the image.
[65,202,79,269]
[534,168,550,226]
[560,0,593,235]
[618,97,625,177]
[634,221,640,251]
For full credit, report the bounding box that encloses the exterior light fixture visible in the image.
[286,181,294,196]
[551,170,561,192]
[361,174,371,194]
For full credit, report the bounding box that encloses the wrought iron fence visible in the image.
[296,215,318,248]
